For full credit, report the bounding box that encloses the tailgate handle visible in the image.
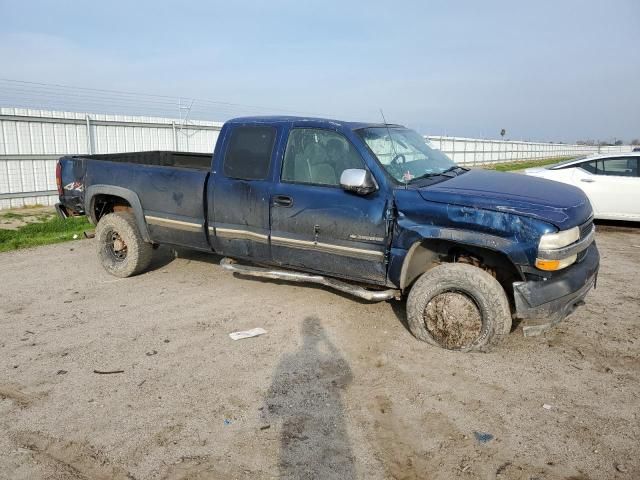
[272,195,293,207]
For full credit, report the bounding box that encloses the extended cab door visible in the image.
[208,124,279,259]
[270,127,390,284]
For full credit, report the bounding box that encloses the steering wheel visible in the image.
[386,154,408,180]
[390,153,406,166]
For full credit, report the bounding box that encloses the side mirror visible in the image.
[340,169,378,195]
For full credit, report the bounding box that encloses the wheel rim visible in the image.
[106,230,128,262]
[423,291,483,349]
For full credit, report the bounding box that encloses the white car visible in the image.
[524,153,640,221]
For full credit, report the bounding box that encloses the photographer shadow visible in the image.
[264,316,355,479]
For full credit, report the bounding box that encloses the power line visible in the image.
[0,78,325,120]
[0,91,240,117]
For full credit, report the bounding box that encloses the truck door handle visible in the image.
[272,195,293,207]
[580,178,595,183]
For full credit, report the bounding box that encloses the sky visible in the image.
[0,0,638,142]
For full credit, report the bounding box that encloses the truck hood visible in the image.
[523,167,546,174]
[416,170,592,230]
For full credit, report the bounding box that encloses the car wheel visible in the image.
[406,263,512,351]
[95,212,153,278]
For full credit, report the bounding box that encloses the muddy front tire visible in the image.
[95,212,153,278]
[406,263,512,352]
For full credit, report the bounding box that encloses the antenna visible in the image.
[379,108,389,125]
[380,109,406,186]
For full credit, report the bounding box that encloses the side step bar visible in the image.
[54,203,69,219]
[220,257,400,302]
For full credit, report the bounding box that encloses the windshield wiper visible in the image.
[409,166,468,183]
[440,166,468,176]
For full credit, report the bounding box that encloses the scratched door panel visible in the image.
[208,125,278,260]
[210,178,272,259]
[270,182,389,284]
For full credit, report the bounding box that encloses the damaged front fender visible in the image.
[387,191,555,289]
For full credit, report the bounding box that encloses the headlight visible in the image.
[538,226,579,250]
[536,226,580,271]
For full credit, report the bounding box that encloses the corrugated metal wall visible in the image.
[0,108,222,209]
[425,136,630,165]
[0,107,222,155]
[0,108,632,209]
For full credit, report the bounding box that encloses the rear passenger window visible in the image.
[580,161,597,174]
[223,126,276,180]
[579,158,638,177]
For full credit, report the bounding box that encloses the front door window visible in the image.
[281,128,365,186]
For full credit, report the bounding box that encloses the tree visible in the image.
[631,139,640,145]
[614,140,623,146]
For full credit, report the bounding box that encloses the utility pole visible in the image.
[177,97,196,152]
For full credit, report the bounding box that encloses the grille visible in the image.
[579,218,594,240]
[576,218,594,263]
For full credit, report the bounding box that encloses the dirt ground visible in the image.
[0,206,56,230]
[0,225,638,480]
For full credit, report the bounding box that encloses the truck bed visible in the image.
[58,151,212,251]
[73,151,212,170]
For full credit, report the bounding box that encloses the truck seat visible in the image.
[299,142,337,185]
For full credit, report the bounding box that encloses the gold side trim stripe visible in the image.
[215,227,269,243]
[271,236,384,259]
[208,226,383,260]
[145,215,202,232]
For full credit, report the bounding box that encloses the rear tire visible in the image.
[95,212,153,278]
[406,263,511,352]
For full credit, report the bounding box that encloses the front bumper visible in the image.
[513,243,599,336]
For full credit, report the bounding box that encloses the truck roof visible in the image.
[227,115,404,131]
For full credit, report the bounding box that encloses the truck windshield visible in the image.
[357,127,457,183]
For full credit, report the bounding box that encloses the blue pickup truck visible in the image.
[56,116,599,351]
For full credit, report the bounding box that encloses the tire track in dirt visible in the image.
[0,384,37,407]
[13,432,131,480]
